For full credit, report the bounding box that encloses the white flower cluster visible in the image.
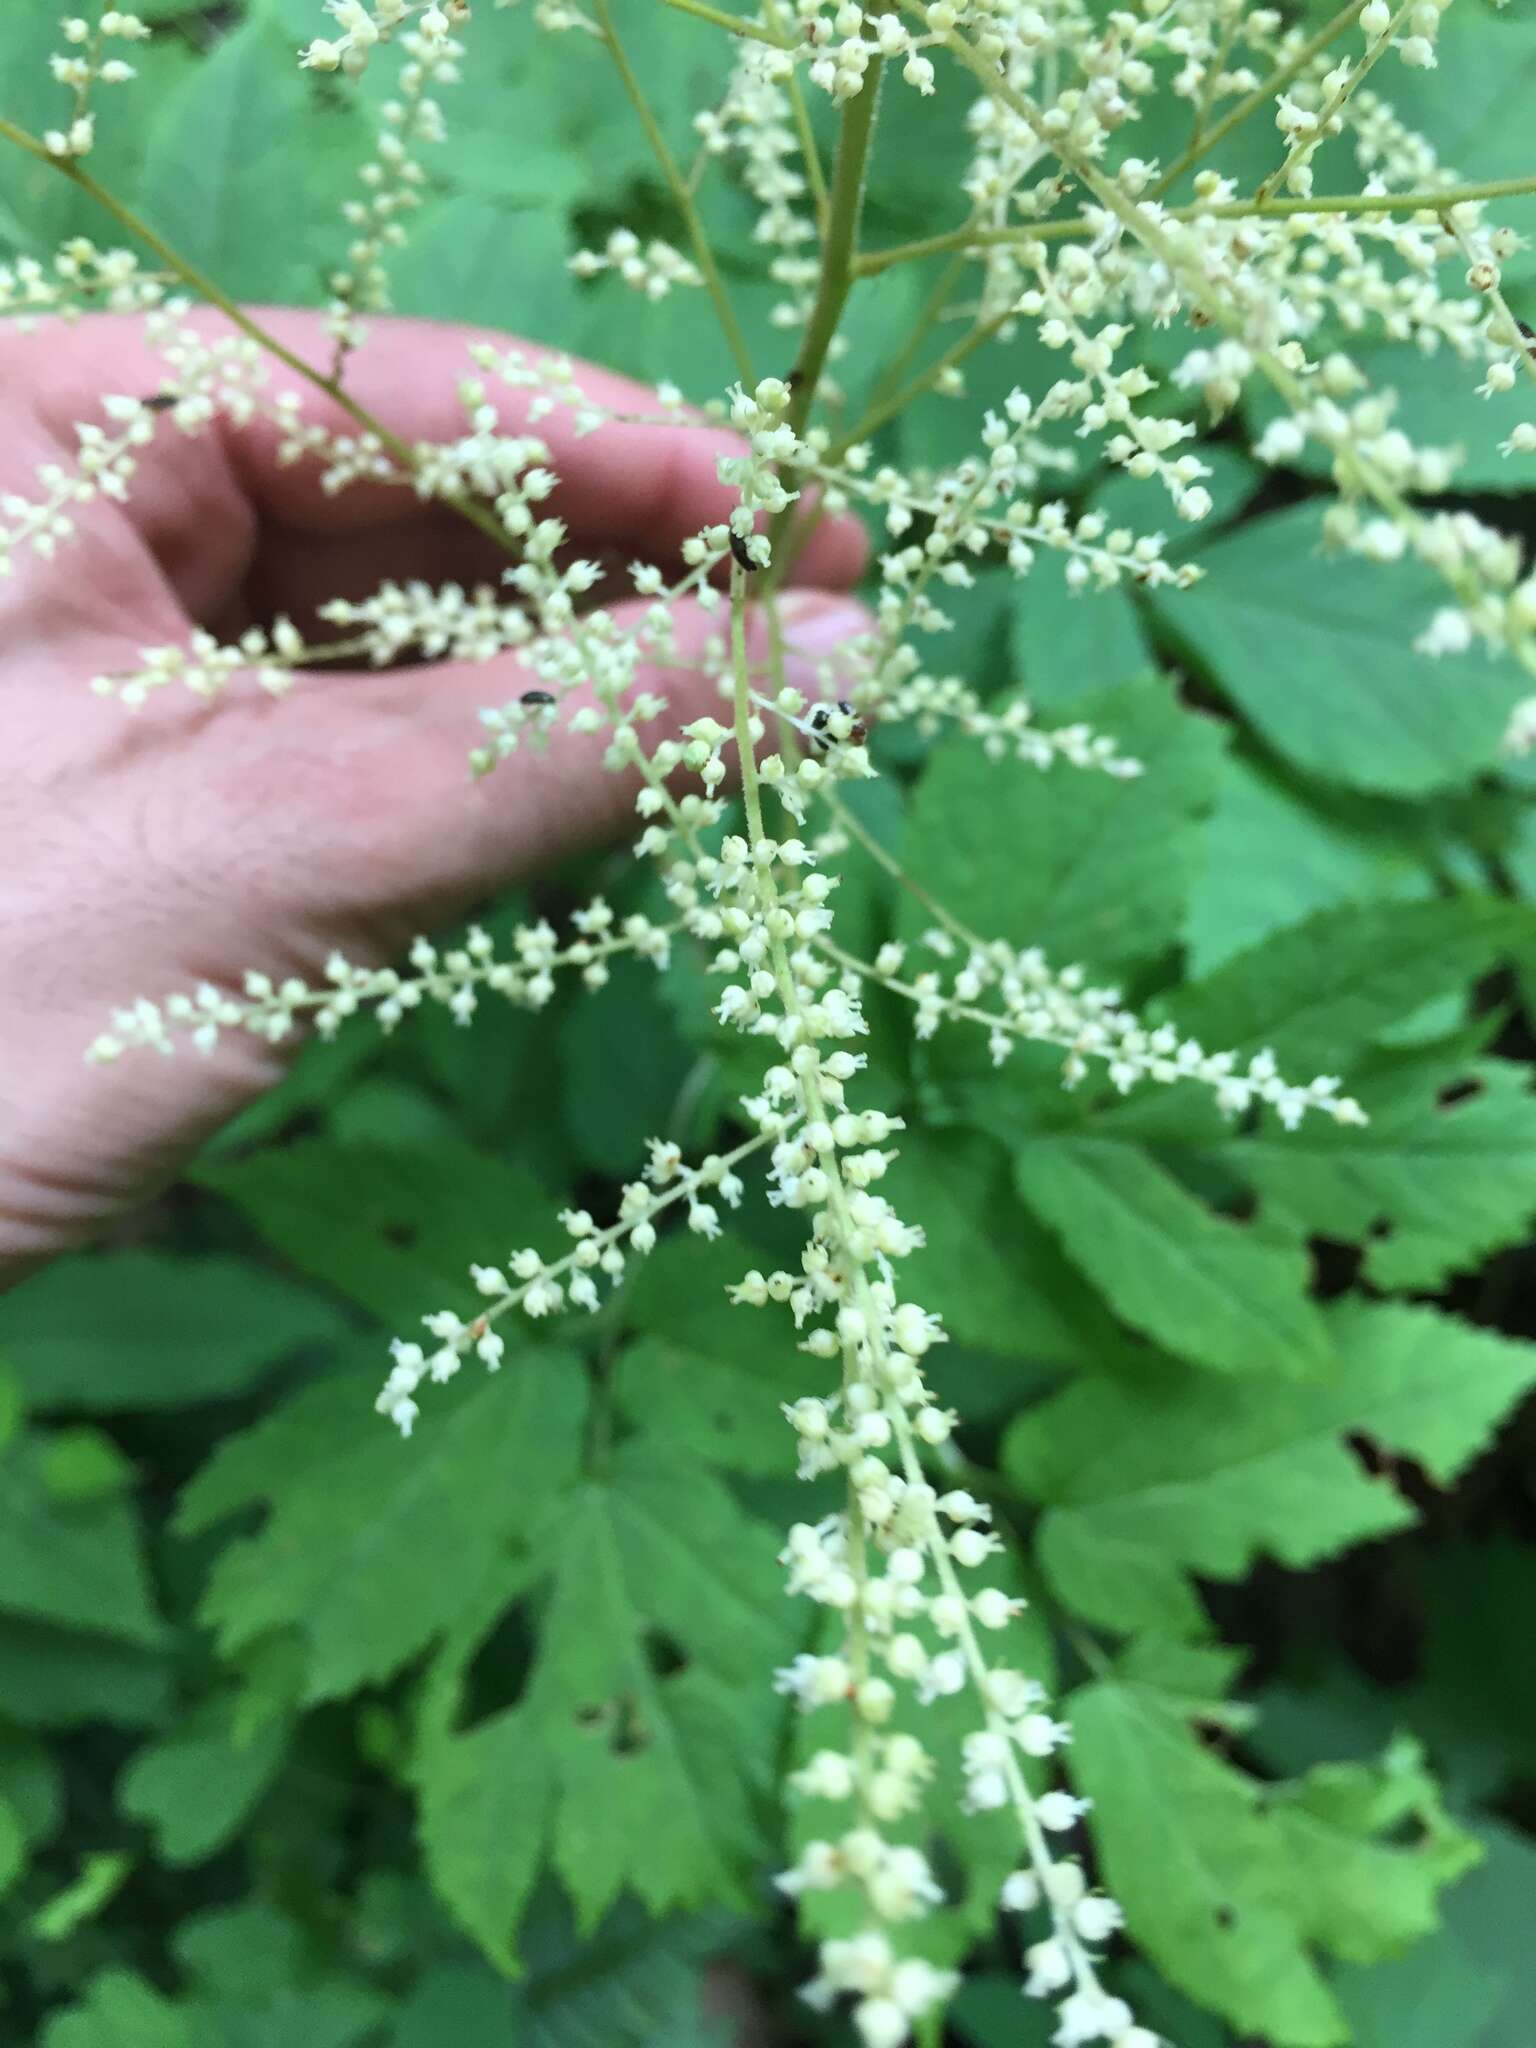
[570,229,705,300]
[376,1128,761,1434]
[691,597,1137,2047]
[44,10,150,159]
[89,618,307,707]
[300,0,467,77]
[881,674,1145,778]
[88,904,676,1069]
[0,309,285,580]
[0,394,158,573]
[698,43,821,333]
[0,240,166,327]
[327,24,462,356]
[844,928,1366,1127]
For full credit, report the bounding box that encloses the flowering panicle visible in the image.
[0,240,167,326]
[43,10,151,160]
[570,229,705,300]
[327,24,463,359]
[0,393,159,573]
[87,903,676,1070]
[835,928,1366,1127]
[45,0,1536,2036]
[377,1125,769,1435]
[299,0,468,77]
[878,675,1146,778]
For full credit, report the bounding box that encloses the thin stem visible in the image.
[656,0,793,47]
[1149,0,1369,198]
[1187,2,1243,156]
[855,174,1536,274]
[1253,0,1411,205]
[1443,213,1536,394]
[783,63,885,444]
[830,299,1015,455]
[0,113,519,558]
[821,790,985,960]
[766,62,885,571]
[862,250,969,402]
[595,0,757,384]
[764,0,830,230]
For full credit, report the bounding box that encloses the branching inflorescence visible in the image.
[11,0,1535,2042]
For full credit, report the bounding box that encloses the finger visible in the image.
[4,308,868,617]
[215,587,874,944]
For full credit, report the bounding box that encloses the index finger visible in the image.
[9,305,869,592]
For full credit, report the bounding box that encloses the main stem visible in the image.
[767,64,884,576]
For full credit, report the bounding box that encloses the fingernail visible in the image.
[777,592,872,658]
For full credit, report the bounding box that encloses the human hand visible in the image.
[0,309,870,1278]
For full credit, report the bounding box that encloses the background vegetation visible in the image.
[3,2,1536,2043]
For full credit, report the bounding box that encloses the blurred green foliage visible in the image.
[4,3,1536,2045]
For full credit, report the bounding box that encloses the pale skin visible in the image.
[0,309,871,1282]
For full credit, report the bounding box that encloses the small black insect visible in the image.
[519,689,556,707]
[1518,318,1536,360]
[808,699,869,753]
[143,392,178,412]
[729,530,760,573]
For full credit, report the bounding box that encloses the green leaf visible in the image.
[184,1354,587,1702]
[420,1444,799,1961]
[393,1905,740,2048]
[1009,575,1147,711]
[518,1902,740,2048]
[137,19,356,302]
[1006,1300,1536,1635]
[0,1616,171,1729]
[0,1430,165,1648]
[1148,503,1524,797]
[118,1695,288,1865]
[41,1970,193,2048]
[1014,1134,1332,1379]
[417,1707,553,1976]
[0,1792,25,1898]
[193,1139,551,1328]
[614,1233,810,1476]
[1332,1924,1506,2048]
[1373,0,1536,187]
[1183,757,1432,976]
[528,1445,799,1928]
[1169,895,1534,1074]
[0,1724,65,1851]
[899,675,1224,973]
[388,193,583,343]
[559,956,696,1178]
[1070,1677,1475,2048]
[39,1428,136,1502]
[194,1992,387,2048]
[1266,1735,1480,1966]
[0,1252,346,1411]
[1397,1820,1536,2048]
[1208,1051,1536,1291]
[174,1900,309,2002]
[898,1128,1134,1367]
